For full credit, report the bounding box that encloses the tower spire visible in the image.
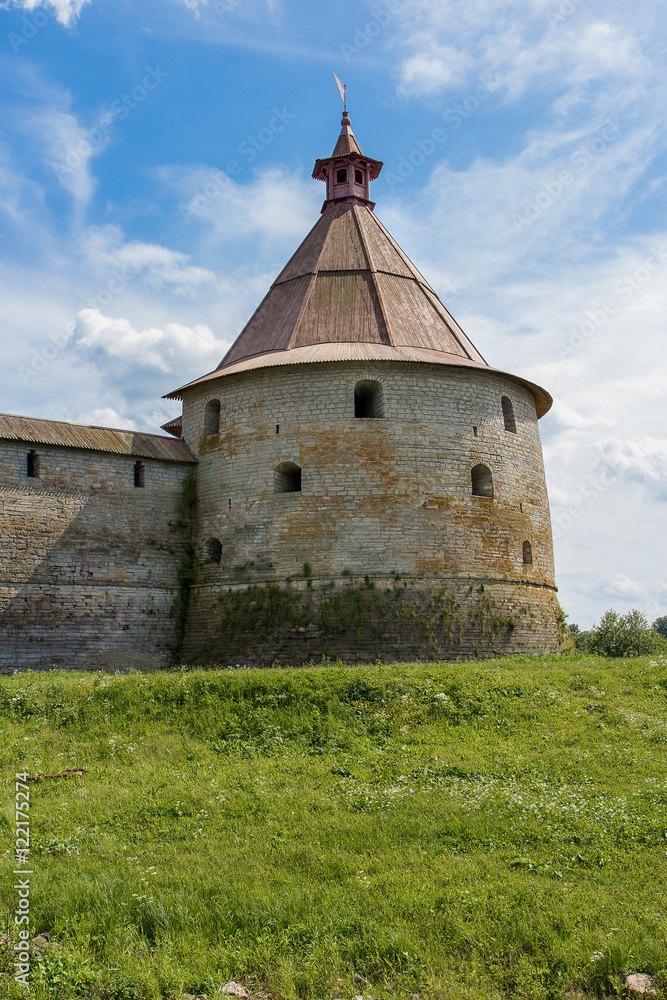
[312,96,383,214]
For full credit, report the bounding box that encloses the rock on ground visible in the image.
[626,973,659,996]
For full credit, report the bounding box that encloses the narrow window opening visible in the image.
[355,168,363,184]
[228,498,232,509]
[274,462,302,493]
[473,426,478,437]
[471,464,493,498]
[134,461,145,488]
[501,396,517,433]
[275,424,280,435]
[523,540,533,565]
[354,380,384,418]
[204,398,221,436]
[26,450,40,479]
[336,168,347,183]
[206,538,222,564]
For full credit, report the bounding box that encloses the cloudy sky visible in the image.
[1,0,666,628]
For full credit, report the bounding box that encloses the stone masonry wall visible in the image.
[181,360,562,663]
[0,441,194,671]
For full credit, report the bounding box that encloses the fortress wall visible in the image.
[0,442,193,671]
[181,361,562,662]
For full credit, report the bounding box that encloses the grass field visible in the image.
[0,655,666,1000]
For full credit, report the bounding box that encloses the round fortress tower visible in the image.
[165,111,564,663]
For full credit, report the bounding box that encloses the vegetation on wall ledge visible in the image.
[191,577,559,664]
[168,471,197,656]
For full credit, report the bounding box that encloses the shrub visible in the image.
[588,609,657,657]
[567,623,591,651]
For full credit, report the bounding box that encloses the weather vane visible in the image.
[332,71,347,113]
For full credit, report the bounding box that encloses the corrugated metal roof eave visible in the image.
[164,345,552,418]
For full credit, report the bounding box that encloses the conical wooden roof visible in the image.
[166,117,552,417]
[217,202,485,370]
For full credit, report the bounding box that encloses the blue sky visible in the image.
[1,0,666,629]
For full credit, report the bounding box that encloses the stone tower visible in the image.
[165,111,563,663]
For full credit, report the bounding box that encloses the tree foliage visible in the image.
[653,615,667,639]
[588,609,657,658]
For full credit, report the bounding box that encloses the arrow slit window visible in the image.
[204,399,221,436]
[27,450,40,478]
[502,396,517,433]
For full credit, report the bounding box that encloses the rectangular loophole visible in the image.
[27,450,40,478]
[134,461,145,488]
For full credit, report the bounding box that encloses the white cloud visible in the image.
[601,573,643,598]
[1,0,91,27]
[73,307,228,376]
[0,139,54,249]
[393,0,648,103]
[397,36,470,97]
[595,438,667,500]
[169,165,321,245]
[36,107,110,209]
[73,407,139,431]
[383,117,659,298]
[549,402,616,432]
[79,225,218,296]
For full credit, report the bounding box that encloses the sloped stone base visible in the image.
[183,575,565,665]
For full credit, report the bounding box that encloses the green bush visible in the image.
[588,609,658,657]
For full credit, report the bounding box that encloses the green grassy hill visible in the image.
[0,655,666,1000]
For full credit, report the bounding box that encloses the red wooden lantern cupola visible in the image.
[312,111,383,214]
